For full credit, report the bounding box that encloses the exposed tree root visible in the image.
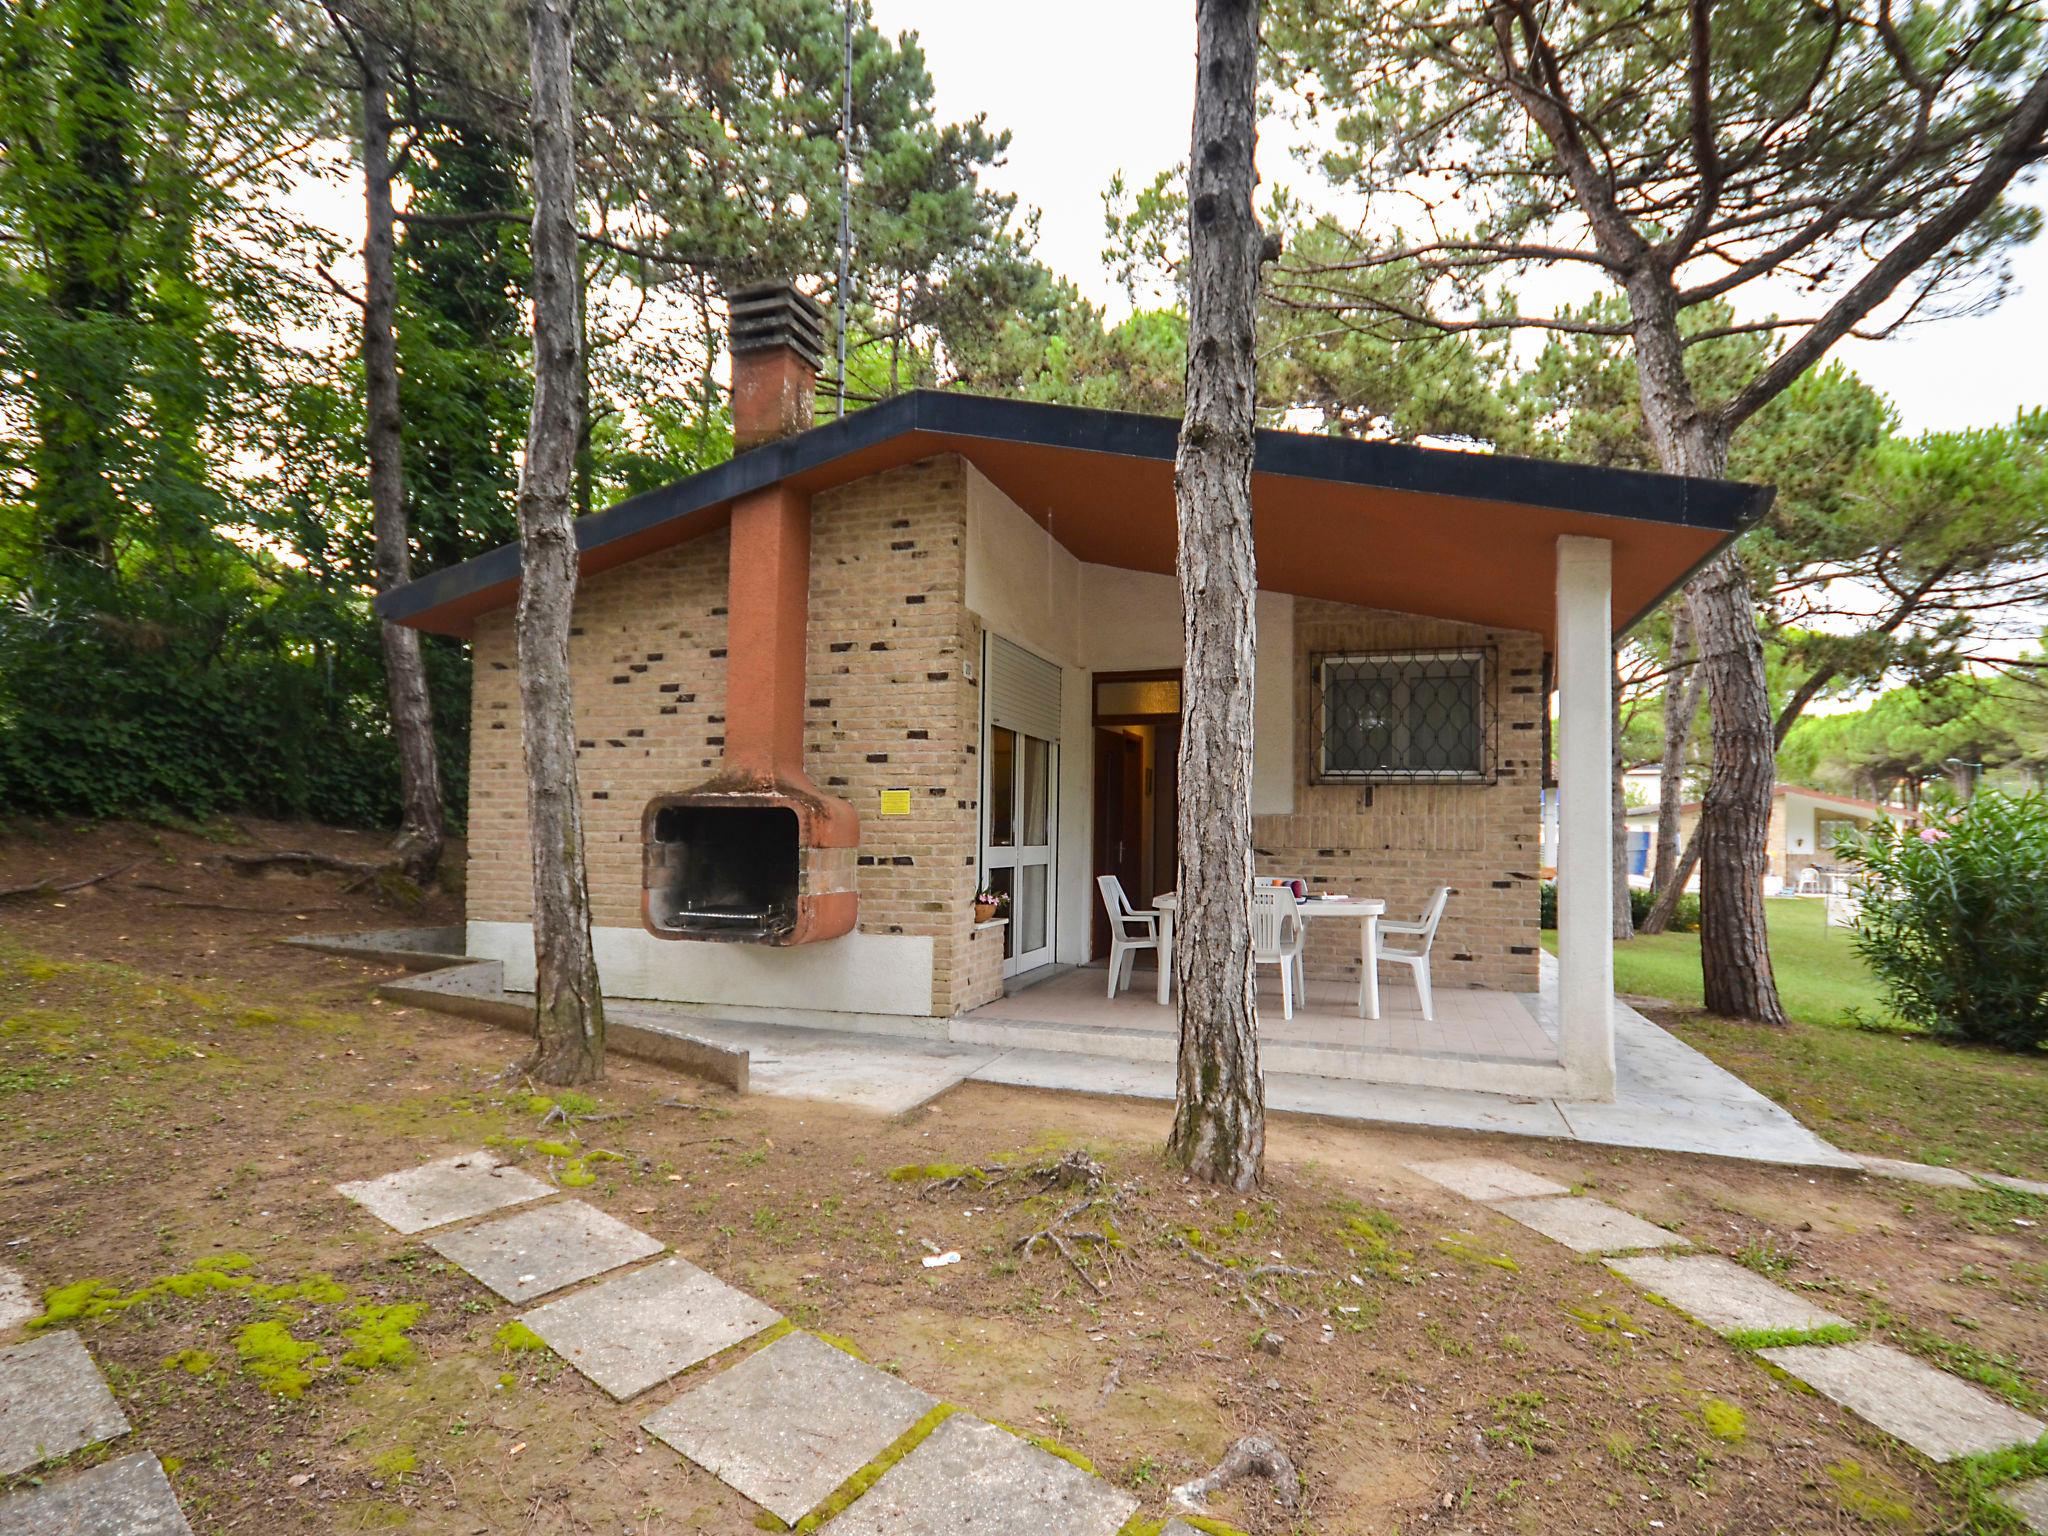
[1173,1432,1301,1512]
[1173,1236,1321,1320]
[218,850,385,877]
[0,861,139,902]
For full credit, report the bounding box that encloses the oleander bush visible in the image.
[1842,793,2048,1052]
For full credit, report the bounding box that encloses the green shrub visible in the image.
[1842,794,2048,1052]
[1540,881,1698,933]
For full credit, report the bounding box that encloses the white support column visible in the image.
[1555,535,1617,1100]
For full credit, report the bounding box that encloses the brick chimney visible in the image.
[728,281,826,452]
[639,277,858,948]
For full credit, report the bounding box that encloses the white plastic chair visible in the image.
[1251,885,1308,1019]
[1378,887,1450,1022]
[1097,875,1160,998]
[1795,866,1822,896]
[1824,872,1862,931]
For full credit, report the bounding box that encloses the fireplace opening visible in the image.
[647,803,800,941]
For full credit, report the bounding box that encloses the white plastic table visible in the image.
[1152,892,1386,1018]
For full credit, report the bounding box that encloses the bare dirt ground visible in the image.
[2,818,2044,1534]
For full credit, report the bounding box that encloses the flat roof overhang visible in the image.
[378,390,1768,644]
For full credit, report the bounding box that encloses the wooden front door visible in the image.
[1092,728,1145,956]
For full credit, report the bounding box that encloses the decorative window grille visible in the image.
[1315,649,1492,782]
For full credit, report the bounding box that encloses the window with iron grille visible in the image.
[1316,649,1492,782]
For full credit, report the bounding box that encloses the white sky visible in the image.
[872,0,2047,436]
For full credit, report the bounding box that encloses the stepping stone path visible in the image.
[642,1330,938,1525]
[0,1264,32,1334]
[1489,1195,1687,1255]
[1759,1342,2047,1464]
[1410,1154,2048,1508]
[519,1258,781,1401]
[0,1330,195,1533]
[0,1331,130,1477]
[819,1413,1139,1536]
[0,1451,192,1536]
[1404,1157,1569,1202]
[1605,1254,1852,1336]
[335,1148,552,1234]
[428,1199,665,1303]
[1997,1478,2048,1533]
[341,1149,1162,1530]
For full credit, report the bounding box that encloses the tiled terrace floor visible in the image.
[968,964,1558,1062]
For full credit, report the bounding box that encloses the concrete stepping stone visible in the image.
[520,1257,778,1401]
[1853,1154,1978,1190]
[428,1199,664,1302]
[1759,1341,2048,1462]
[0,1451,191,1536]
[1995,1476,2048,1533]
[0,1264,32,1334]
[642,1331,938,1525]
[336,1150,552,1235]
[1983,1172,2048,1197]
[1605,1254,1852,1337]
[0,1331,129,1477]
[821,1414,1137,1536]
[1489,1196,1687,1255]
[1406,1157,1569,1202]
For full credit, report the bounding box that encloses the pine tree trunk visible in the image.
[1689,546,1788,1025]
[1166,0,1265,1192]
[516,0,604,1084]
[1626,290,1784,1024]
[1648,600,1698,899]
[1612,653,1634,942]
[360,53,444,886]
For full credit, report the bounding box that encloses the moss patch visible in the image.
[1699,1396,1748,1443]
[340,1304,422,1371]
[492,1320,548,1355]
[784,1403,959,1532]
[233,1320,327,1398]
[1824,1458,1918,1528]
[1434,1234,1520,1272]
[1723,1323,1860,1352]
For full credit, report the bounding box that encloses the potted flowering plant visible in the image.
[974,886,1009,924]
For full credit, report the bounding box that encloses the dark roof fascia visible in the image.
[377,389,1772,627]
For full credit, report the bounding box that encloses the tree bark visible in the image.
[1167,0,1265,1192]
[360,49,445,886]
[1648,599,1699,903]
[1612,651,1634,942]
[1640,825,1702,934]
[515,0,604,1084]
[1688,546,1789,1024]
[1625,287,1785,1023]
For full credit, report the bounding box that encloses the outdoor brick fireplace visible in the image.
[640,282,860,946]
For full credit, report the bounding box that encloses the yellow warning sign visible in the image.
[878,787,913,817]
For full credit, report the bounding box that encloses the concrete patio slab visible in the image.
[819,1413,1138,1536]
[0,1451,191,1536]
[641,1331,937,1525]
[1604,1254,1852,1336]
[1405,1158,1570,1202]
[1759,1342,2047,1462]
[1852,1154,1978,1190]
[0,1264,32,1334]
[336,1150,553,1235]
[427,1200,664,1302]
[0,1331,129,1477]
[520,1258,779,1400]
[1489,1197,1688,1255]
[1994,1477,2048,1533]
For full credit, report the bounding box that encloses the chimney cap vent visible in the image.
[729,281,827,372]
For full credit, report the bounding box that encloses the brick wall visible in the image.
[1251,599,1544,992]
[463,455,988,1015]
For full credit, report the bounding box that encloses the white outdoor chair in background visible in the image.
[1097,875,1160,999]
[1251,884,1308,1019]
[1378,886,1451,1021]
[1824,872,1862,931]
[1795,866,1823,896]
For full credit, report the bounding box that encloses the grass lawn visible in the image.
[1548,898,2048,1176]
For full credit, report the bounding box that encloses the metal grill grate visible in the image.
[1315,649,1493,782]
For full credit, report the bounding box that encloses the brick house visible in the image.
[382,283,1766,1102]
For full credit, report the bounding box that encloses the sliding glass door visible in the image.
[984,724,1055,974]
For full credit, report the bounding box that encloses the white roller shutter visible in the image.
[987,634,1062,743]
